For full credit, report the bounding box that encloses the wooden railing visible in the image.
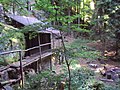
[0,42,54,87]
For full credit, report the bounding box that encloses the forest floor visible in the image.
[80,41,120,87]
[55,36,120,66]
[87,41,120,68]
[54,36,120,87]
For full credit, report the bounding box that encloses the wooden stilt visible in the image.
[38,34,42,71]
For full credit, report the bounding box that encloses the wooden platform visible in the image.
[0,51,53,71]
[10,51,53,68]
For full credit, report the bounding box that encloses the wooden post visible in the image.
[51,32,54,49]
[50,32,52,70]
[19,51,24,88]
[38,34,42,72]
[50,56,52,70]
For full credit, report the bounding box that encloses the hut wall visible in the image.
[40,33,51,44]
[40,33,51,53]
[24,32,51,57]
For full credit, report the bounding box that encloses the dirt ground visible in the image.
[54,37,120,85]
[81,40,120,84]
[87,40,120,67]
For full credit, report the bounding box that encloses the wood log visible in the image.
[100,78,113,82]
[0,79,19,86]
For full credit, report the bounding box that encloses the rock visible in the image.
[89,63,97,68]
[26,68,36,77]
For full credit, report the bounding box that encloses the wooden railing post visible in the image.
[19,51,24,88]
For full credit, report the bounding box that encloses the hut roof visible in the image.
[6,14,41,26]
[6,14,60,35]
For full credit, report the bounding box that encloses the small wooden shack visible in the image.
[5,14,53,71]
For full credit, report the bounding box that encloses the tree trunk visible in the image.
[60,31,71,90]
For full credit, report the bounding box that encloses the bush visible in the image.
[14,71,62,90]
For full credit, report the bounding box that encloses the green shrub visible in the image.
[14,71,62,90]
[66,38,101,60]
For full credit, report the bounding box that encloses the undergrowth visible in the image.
[14,71,62,90]
[63,59,120,90]
[65,38,101,60]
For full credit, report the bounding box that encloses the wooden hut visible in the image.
[5,14,53,71]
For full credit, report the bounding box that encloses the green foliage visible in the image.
[0,0,32,15]
[63,61,120,90]
[66,38,100,60]
[14,71,62,90]
[35,0,94,34]
[102,85,120,90]
[92,0,120,39]
[91,0,120,59]
[0,57,8,66]
[70,67,95,90]
[0,23,25,51]
[62,65,107,90]
[74,28,91,33]
[0,23,25,65]
[0,53,19,66]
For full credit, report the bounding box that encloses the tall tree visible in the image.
[92,0,120,57]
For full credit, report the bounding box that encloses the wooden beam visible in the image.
[40,43,51,47]
[0,50,21,55]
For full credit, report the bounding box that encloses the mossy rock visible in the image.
[0,57,9,66]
